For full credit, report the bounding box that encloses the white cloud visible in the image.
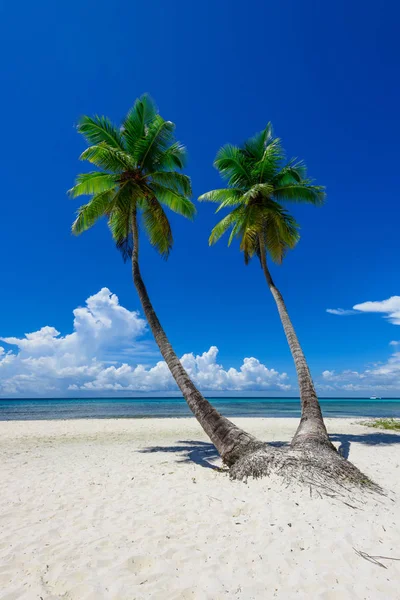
[321,370,335,379]
[0,288,290,397]
[317,351,400,393]
[76,346,290,393]
[353,296,400,325]
[326,308,357,316]
[322,295,400,392]
[327,295,400,324]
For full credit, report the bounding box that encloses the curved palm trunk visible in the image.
[258,235,335,450]
[131,208,261,465]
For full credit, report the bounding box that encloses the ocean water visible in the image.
[0,397,399,421]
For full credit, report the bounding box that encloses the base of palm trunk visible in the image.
[229,444,382,501]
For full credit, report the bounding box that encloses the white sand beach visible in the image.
[0,417,399,600]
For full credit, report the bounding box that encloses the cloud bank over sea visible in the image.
[1,289,400,397]
[0,288,290,397]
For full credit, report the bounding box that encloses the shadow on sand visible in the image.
[140,439,287,470]
[139,440,221,470]
[140,431,400,468]
[330,431,400,459]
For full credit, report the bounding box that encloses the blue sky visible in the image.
[0,0,399,397]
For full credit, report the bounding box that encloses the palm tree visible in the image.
[69,95,261,466]
[199,124,335,451]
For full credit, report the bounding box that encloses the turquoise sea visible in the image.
[0,397,399,420]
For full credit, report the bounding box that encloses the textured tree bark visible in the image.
[130,208,263,465]
[124,214,376,493]
[258,235,335,451]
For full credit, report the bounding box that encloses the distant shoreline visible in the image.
[1,396,399,421]
[1,396,399,401]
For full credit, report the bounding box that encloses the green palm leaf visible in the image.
[199,188,241,202]
[236,183,274,206]
[70,96,193,262]
[209,207,245,245]
[122,94,157,154]
[243,123,273,160]
[142,198,173,258]
[80,143,134,172]
[150,171,192,197]
[68,172,117,198]
[214,145,252,188]
[263,212,299,264]
[156,142,187,170]
[72,190,114,235]
[151,183,196,219]
[273,183,325,205]
[108,208,133,262]
[272,159,307,185]
[134,115,176,169]
[253,138,284,183]
[77,115,124,150]
[202,121,325,265]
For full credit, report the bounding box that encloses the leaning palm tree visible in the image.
[68,95,261,466]
[199,124,336,452]
[69,106,377,494]
[199,127,380,493]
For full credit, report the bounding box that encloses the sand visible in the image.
[0,417,399,600]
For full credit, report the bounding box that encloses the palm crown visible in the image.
[199,124,325,264]
[69,95,195,259]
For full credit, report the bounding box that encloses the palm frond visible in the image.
[228,204,260,246]
[239,183,274,205]
[273,183,326,205]
[151,183,196,219]
[273,159,307,185]
[215,191,247,212]
[227,216,245,246]
[243,123,273,160]
[240,227,259,264]
[202,122,324,265]
[134,115,176,170]
[72,190,114,235]
[122,94,158,154]
[155,142,187,170]
[71,96,193,261]
[108,208,133,262]
[80,143,134,172]
[149,171,192,197]
[198,188,243,203]
[142,197,173,258]
[111,181,139,212]
[252,138,284,183]
[77,115,124,150]
[263,206,300,263]
[214,144,252,187]
[209,207,245,245]
[68,172,117,198]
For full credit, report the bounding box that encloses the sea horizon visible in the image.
[1,396,399,421]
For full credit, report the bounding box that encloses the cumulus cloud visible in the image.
[0,288,290,397]
[76,346,290,393]
[327,295,400,324]
[317,351,400,394]
[389,341,400,347]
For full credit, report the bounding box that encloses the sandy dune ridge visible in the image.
[0,417,399,599]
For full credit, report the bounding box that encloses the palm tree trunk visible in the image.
[258,235,334,450]
[130,208,262,465]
